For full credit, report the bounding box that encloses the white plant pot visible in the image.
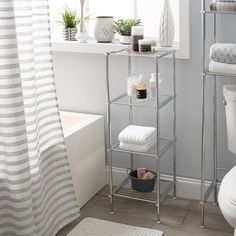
[159,0,175,47]
[119,35,131,45]
[94,16,114,43]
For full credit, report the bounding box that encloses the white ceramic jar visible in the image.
[94,16,114,43]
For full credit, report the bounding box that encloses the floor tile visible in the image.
[56,188,233,236]
[183,210,233,233]
[91,195,188,225]
[99,185,223,215]
[81,207,155,229]
[152,224,232,236]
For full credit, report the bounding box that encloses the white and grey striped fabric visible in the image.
[0,0,80,235]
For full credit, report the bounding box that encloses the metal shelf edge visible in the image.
[112,177,176,204]
[203,71,236,77]
[201,10,236,15]
[109,95,175,110]
[111,139,174,159]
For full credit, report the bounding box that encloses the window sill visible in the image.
[51,40,189,59]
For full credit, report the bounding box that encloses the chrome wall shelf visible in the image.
[105,48,177,223]
[200,0,236,228]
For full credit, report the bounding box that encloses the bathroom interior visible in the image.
[2,0,236,235]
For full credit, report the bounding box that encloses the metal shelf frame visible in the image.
[105,48,177,223]
[200,0,236,228]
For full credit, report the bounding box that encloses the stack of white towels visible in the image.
[209,43,236,75]
[210,0,236,12]
[118,125,156,152]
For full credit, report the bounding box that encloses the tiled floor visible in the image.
[56,185,233,236]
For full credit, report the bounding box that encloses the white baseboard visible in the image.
[106,166,216,201]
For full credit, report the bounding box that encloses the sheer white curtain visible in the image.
[0,0,80,235]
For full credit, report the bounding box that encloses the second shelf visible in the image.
[110,93,175,110]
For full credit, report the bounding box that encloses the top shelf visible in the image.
[106,48,175,58]
[201,10,236,15]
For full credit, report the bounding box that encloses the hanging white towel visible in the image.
[118,125,156,145]
[209,60,236,75]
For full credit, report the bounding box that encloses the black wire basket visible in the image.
[127,169,156,192]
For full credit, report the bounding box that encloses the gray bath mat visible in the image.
[67,217,163,236]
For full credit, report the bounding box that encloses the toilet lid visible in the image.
[223,85,236,101]
[220,166,236,204]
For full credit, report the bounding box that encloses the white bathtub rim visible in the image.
[60,110,103,138]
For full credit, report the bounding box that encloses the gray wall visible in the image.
[53,0,236,180]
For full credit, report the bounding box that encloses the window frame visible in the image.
[85,0,190,59]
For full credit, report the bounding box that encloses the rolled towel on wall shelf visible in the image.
[210,1,236,12]
[210,43,236,64]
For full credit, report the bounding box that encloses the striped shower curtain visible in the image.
[0,0,80,235]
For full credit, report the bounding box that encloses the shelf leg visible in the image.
[128,55,134,171]
[155,57,161,223]
[201,0,206,228]
[172,51,177,199]
[201,74,206,228]
[213,13,218,206]
[108,149,114,214]
[200,202,205,229]
[156,157,161,223]
[106,53,114,214]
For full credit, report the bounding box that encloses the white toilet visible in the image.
[218,84,236,236]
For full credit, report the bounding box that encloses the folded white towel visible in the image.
[119,137,156,153]
[209,60,236,75]
[118,125,156,145]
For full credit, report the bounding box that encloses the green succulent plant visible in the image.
[114,19,142,36]
[60,7,80,28]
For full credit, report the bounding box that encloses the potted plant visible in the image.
[60,7,79,41]
[114,19,142,45]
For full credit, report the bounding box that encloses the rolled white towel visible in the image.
[119,137,156,153]
[210,44,236,64]
[210,1,236,11]
[209,60,236,75]
[118,125,156,145]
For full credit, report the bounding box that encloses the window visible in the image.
[49,0,190,59]
[87,0,179,43]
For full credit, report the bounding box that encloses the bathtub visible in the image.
[60,111,106,208]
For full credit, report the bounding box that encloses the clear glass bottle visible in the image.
[136,74,147,100]
[127,74,138,97]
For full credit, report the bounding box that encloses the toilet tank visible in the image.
[224,85,236,154]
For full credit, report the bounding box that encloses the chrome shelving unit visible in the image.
[105,48,177,222]
[200,0,236,228]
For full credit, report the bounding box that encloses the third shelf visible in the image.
[111,138,174,159]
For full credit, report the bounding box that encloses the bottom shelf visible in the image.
[112,176,176,204]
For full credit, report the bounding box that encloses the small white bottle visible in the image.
[149,73,162,99]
